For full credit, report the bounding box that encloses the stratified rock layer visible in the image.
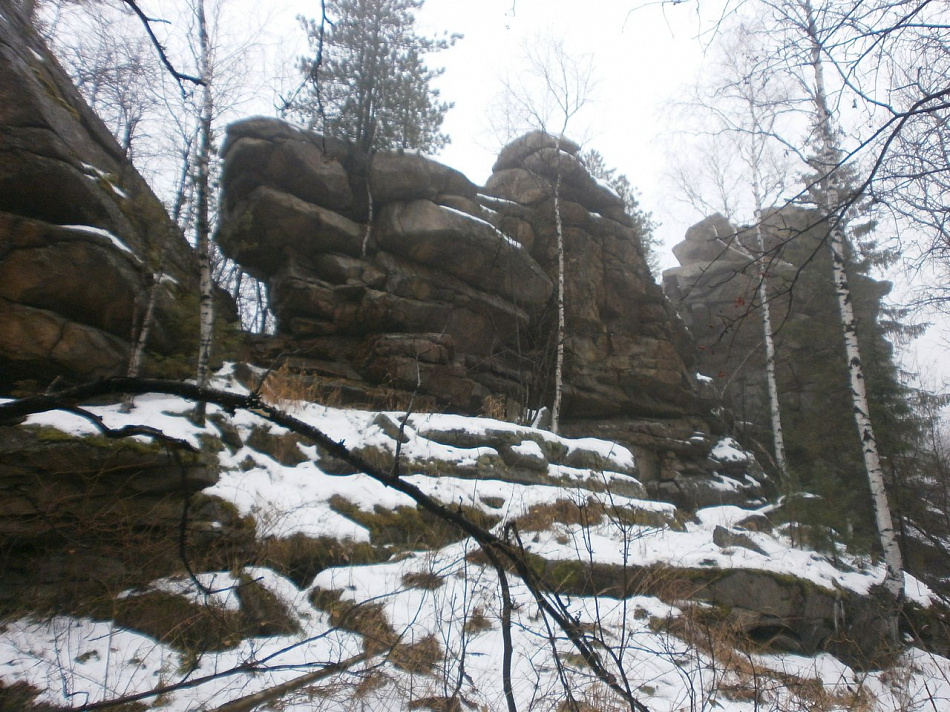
[0,1,203,391]
[218,121,766,507]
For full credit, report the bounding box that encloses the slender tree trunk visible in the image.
[192,0,215,424]
[121,256,166,412]
[551,136,566,434]
[802,0,904,602]
[122,136,196,412]
[361,152,375,257]
[750,179,789,477]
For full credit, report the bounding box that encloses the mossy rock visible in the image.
[328,495,500,549]
[309,587,442,669]
[111,572,301,656]
[513,497,682,533]
[235,573,299,636]
[112,590,248,654]
[309,588,397,654]
[208,413,244,453]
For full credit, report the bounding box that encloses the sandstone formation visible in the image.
[217,121,766,508]
[662,212,913,546]
[0,1,206,392]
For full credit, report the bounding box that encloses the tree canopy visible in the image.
[291,0,458,153]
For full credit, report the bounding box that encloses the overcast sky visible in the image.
[240,0,717,268]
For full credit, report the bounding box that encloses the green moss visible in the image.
[29,425,79,442]
[33,67,80,120]
[547,559,587,591]
[28,425,163,455]
[198,432,225,455]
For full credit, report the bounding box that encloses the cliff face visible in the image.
[217,121,761,507]
[662,212,908,543]
[218,122,698,417]
[0,0,206,392]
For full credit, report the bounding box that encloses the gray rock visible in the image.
[712,525,769,555]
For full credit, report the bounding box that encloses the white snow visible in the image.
[440,204,523,249]
[511,439,544,458]
[710,437,748,463]
[1,373,945,711]
[60,224,139,260]
[120,572,243,611]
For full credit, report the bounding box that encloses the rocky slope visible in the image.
[2,6,948,710]
[1,372,948,711]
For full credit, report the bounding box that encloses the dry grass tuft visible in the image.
[260,363,343,409]
[401,571,445,590]
[515,498,606,532]
[390,633,442,673]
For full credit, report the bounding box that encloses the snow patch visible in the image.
[60,224,139,260]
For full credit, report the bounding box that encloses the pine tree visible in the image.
[293,0,457,153]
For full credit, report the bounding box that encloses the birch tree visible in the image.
[795,0,903,603]
[190,0,215,424]
[671,30,797,478]
[497,35,596,433]
[674,0,906,608]
[706,0,905,604]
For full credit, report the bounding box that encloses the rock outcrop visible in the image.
[218,121,763,508]
[662,212,908,542]
[0,0,206,392]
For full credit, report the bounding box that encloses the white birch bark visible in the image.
[750,179,789,477]
[192,0,215,424]
[550,135,566,434]
[802,0,903,601]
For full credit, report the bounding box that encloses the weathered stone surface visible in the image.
[375,199,552,307]
[492,130,581,172]
[370,151,477,203]
[0,298,129,384]
[0,423,226,611]
[0,217,141,337]
[0,5,209,393]
[216,121,767,506]
[712,525,769,555]
[224,136,354,212]
[483,168,550,205]
[219,186,364,280]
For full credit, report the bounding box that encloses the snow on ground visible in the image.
[2,374,947,710]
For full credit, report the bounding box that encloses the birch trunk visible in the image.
[192,0,215,424]
[550,135,566,434]
[121,121,197,412]
[802,0,903,602]
[750,180,789,477]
